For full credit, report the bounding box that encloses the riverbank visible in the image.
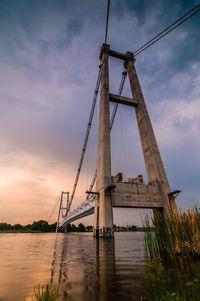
[0,228,152,233]
[0,230,54,233]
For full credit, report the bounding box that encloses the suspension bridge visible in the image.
[55,1,200,236]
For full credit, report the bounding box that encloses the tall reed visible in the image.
[143,207,200,300]
[144,207,200,261]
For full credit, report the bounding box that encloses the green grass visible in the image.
[33,284,60,301]
[143,257,200,300]
[24,284,60,301]
[24,284,75,301]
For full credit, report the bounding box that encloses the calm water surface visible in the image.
[0,232,146,301]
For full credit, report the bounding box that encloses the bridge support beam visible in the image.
[93,44,114,238]
[125,53,178,217]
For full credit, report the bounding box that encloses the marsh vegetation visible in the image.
[143,207,200,300]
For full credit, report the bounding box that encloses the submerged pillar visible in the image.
[125,52,177,217]
[93,44,114,237]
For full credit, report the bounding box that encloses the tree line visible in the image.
[0,220,92,232]
[0,220,145,232]
[0,220,57,232]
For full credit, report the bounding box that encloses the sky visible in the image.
[0,0,200,226]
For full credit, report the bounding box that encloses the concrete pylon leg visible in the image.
[126,54,178,217]
[93,44,114,238]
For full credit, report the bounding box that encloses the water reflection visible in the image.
[51,233,145,301]
[93,238,116,301]
[0,233,145,301]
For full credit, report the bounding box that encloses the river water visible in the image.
[0,232,146,301]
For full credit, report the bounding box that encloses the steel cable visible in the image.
[87,69,127,196]
[65,66,102,216]
[105,0,110,44]
[63,0,111,216]
[134,3,200,56]
[48,196,60,224]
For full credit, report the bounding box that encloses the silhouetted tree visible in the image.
[71,224,78,232]
[24,224,32,230]
[86,225,93,231]
[13,223,23,230]
[67,224,72,232]
[78,223,85,232]
[32,220,49,232]
[49,223,57,232]
[130,225,137,231]
[0,223,11,230]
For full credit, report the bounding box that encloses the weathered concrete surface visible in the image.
[109,93,138,107]
[111,182,163,208]
[126,55,178,216]
[94,44,114,237]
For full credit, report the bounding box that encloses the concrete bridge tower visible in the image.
[93,44,114,237]
[93,44,177,238]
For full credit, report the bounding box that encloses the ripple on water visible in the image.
[0,232,146,301]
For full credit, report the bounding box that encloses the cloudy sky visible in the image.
[0,0,200,226]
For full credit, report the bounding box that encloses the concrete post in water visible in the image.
[93,44,114,237]
[125,52,178,217]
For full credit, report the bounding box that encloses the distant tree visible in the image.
[130,225,137,231]
[24,224,32,230]
[49,223,57,232]
[86,225,93,232]
[67,224,72,232]
[71,224,78,232]
[0,223,12,230]
[13,223,23,230]
[32,220,49,232]
[78,223,85,232]
[113,224,117,231]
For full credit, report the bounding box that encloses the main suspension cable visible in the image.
[64,0,111,216]
[105,0,110,44]
[66,66,102,215]
[134,2,200,56]
[48,196,60,224]
[87,69,127,195]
